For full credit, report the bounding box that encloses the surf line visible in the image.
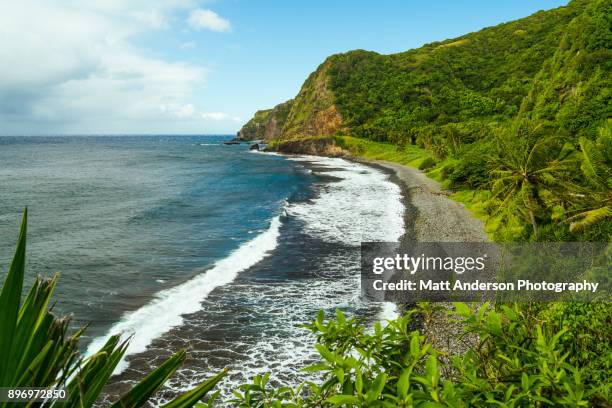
[85,214,283,373]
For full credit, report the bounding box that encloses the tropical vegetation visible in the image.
[2,216,610,406]
[231,304,611,407]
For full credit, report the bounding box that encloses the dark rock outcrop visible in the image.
[270,137,346,157]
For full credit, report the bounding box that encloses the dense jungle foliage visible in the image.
[231,304,611,407]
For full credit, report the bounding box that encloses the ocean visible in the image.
[0,135,404,404]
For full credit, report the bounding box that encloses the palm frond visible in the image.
[111,350,187,408]
[567,206,612,233]
[163,369,228,408]
[0,208,27,386]
[578,137,606,189]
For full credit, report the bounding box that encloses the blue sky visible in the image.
[0,0,567,135]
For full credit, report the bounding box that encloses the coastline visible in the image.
[265,139,488,243]
[355,159,488,244]
[348,156,488,357]
[263,146,487,356]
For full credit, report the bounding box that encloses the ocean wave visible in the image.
[249,150,281,156]
[286,156,405,244]
[149,250,366,403]
[85,214,283,373]
[378,302,399,324]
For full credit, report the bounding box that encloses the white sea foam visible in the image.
[286,156,404,244]
[154,251,365,403]
[154,154,407,399]
[86,215,283,373]
[286,156,404,324]
[249,150,281,156]
[379,302,399,324]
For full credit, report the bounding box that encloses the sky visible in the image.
[0,0,568,136]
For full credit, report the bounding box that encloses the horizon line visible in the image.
[0,133,236,137]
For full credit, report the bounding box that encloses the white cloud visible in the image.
[188,9,231,33]
[132,10,169,30]
[160,103,196,119]
[202,112,241,122]
[0,0,224,134]
[180,41,197,50]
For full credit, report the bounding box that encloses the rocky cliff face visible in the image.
[237,108,272,140]
[281,59,345,138]
[237,58,346,143]
[237,99,293,141]
[271,137,346,156]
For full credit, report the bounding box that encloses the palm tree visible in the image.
[0,209,227,407]
[487,122,578,239]
[565,122,612,233]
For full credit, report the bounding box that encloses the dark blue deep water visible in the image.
[0,135,404,404]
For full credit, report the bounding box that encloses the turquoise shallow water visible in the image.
[0,136,404,403]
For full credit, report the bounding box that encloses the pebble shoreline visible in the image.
[356,158,488,357]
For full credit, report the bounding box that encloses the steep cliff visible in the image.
[281,58,345,138]
[237,99,293,140]
[303,1,584,144]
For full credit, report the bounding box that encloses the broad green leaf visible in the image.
[325,394,360,405]
[163,368,228,408]
[397,367,411,397]
[410,334,420,358]
[365,372,387,402]
[0,209,27,385]
[453,302,470,317]
[315,344,337,364]
[112,350,187,407]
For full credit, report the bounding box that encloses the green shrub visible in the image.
[418,157,437,170]
[232,303,611,407]
[445,138,496,188]
[541,302,612,393]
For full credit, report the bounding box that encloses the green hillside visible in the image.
[237,99,293,140]
[242,0,611,241]
[519,0,611,134]
[323,2,580,144]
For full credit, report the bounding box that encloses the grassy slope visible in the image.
[335,136,432,168]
